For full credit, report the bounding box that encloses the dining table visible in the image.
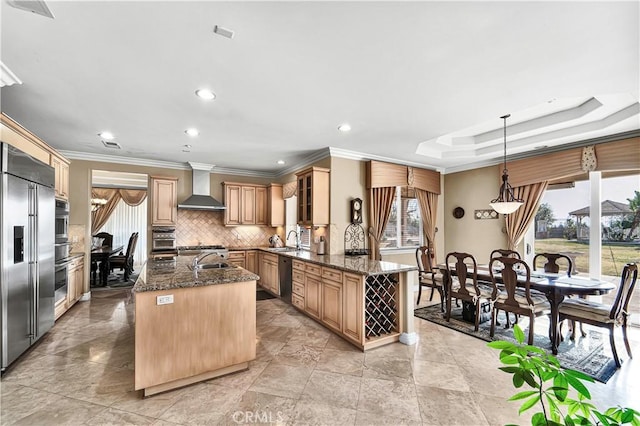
[440,263,616,354]
[91,245,124,286]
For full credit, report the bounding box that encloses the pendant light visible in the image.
[489,114,523,215]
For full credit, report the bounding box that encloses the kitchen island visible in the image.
[132,255,259,397]
[260,249,418,350]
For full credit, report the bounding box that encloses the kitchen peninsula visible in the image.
[263,249,418,350]
[132,255,259,397]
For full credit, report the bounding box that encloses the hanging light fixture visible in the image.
[91,197,107,212]
[489,114,523,215]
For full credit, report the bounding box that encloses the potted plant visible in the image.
[488,325,640,425]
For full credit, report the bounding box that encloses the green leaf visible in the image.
[500,354,521,364]
[594,410,612,426]
[564,368,595,383]
[553,375,568,401]
[524,345,546,355]
[488,340,516,350]
[621,408,638,423]
[499,366,521,374]
[513,324,525,343]
[564,414,576,426]
[522,370,539,388]
[531,412,547,426]
[565,374,592,399]
[513,372,525,388]
[519,395,541,414]
[509,390,539,401]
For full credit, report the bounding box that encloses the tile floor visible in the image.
[1,288,638,425]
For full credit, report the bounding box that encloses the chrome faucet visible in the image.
[287,230,300,250]
[192,251,218,269]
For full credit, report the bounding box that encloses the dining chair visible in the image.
[534,252,586,338]
[490,249,521,327]
[109,232,139,281]
[559,263,637,368]
[93,232,113,248]
[489,256,550,345]
[445,252,493,331]
[415,246,444,311]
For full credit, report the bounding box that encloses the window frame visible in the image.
[380,186,423,252]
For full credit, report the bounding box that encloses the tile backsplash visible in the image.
[69,224,86,253]
[176,210,281,248]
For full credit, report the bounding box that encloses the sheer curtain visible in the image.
[505,181,548,250]
[98,198,147,266]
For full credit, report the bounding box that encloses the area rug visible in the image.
[415,304,619,383]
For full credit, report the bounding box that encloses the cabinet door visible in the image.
[151,177,177,226]
[297,175,305,224]
[343,273,363,344]
[246,251,258,274]
[268,184,284,227]
[241,186,256,224]
[304,273,321,319]
[225,184,242,225]
[60,162,69,199]
[74,260,84,300]
[269,260,279,295]
[321,280,342,332]
[255,186,267,225]
[67,265,77,306]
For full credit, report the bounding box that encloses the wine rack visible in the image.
[365,273,398,339]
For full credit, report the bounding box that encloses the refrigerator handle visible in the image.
[29,184,38,338]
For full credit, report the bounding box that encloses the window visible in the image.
[98,198,147,266]
[380,187,422,249]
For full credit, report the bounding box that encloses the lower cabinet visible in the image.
[342,272,363,344]
[228,251,246,269]
[304,273,321,320]
[246,250,258,274]
[321,279,342,332]
[259,253,279,295]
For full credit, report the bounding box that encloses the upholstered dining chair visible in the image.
[534,252,585,338]
[489,256,550,345]
[559,263,638,368]
[91,232,114,282]
[109,232,138,281]
[445,252,493,331]
[415,246,444,311]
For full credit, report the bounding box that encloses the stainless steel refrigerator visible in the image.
[1,143,55,371]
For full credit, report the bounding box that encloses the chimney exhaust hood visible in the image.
[178,162,226,210]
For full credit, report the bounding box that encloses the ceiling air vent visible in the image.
[102,140,122,149]
[7,0,55,19]
[213,25,234,39]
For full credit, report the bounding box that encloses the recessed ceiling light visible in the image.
[337,123,351,132]
[277,160,285,165]
[183,144,192,148]
[99,131,114,140]
[185,128,199,137]
[195,89,216,100]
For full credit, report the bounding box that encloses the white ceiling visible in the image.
[1,1,638,176]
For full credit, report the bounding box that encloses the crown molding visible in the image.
[59,150,191,170]
[274,148,332,177]
[328,147,444,173]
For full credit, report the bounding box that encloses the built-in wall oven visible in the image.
[152,227,176,252]
[55,198,69,242]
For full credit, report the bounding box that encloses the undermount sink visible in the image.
[269,247,298,252]
[188,262,234,271]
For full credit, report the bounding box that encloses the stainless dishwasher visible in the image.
[279,255,292,303]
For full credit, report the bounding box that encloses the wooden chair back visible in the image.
[489,256,534,307]
[125,232,139,259]
[610,263,638,321]
[445,252,479,297]
[416,246,435,274]
[490,249,520,260]
[533,253,573,277]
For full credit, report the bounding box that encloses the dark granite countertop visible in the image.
[132,254,260,293]
[259,248,417,276]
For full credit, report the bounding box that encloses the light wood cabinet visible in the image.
[246,250,258,274]
[268,184,284,226]
[228,251,246,269]
[150,176,178,226]
[1,114,70,200]
[321,278,342,333]
[67,256,84,305]
[296,167,330,226]
[304,267,321,320]
[342,272,363,344]
[223,182,268,226]
[259,252,279,295]
[50,154,69,199]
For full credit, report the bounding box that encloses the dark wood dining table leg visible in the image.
[99,259,110,286]
[546,289,565,355]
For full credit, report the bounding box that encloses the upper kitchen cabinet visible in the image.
[1,114,70,200]
[50,154,69,199]
[268,184,284,227]
[150,176,178,226]
[223,182,268,226]
[296,167,329,226]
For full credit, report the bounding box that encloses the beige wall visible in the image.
[329,157,367,255]
[443,164,508,264]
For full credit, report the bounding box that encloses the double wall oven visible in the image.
[54,199,71,304]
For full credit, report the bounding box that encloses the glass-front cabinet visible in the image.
[295,167,329,226]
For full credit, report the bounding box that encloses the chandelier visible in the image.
[91,197,107,212]
[489,114,523,215]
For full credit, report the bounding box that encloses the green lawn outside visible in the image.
[534,238,640,276]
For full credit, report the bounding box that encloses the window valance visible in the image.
[366,161,441,194]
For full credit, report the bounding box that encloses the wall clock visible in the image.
[351,198,363,224]
[453,207,465,219]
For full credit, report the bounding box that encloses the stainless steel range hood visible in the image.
[178,163,226,210]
